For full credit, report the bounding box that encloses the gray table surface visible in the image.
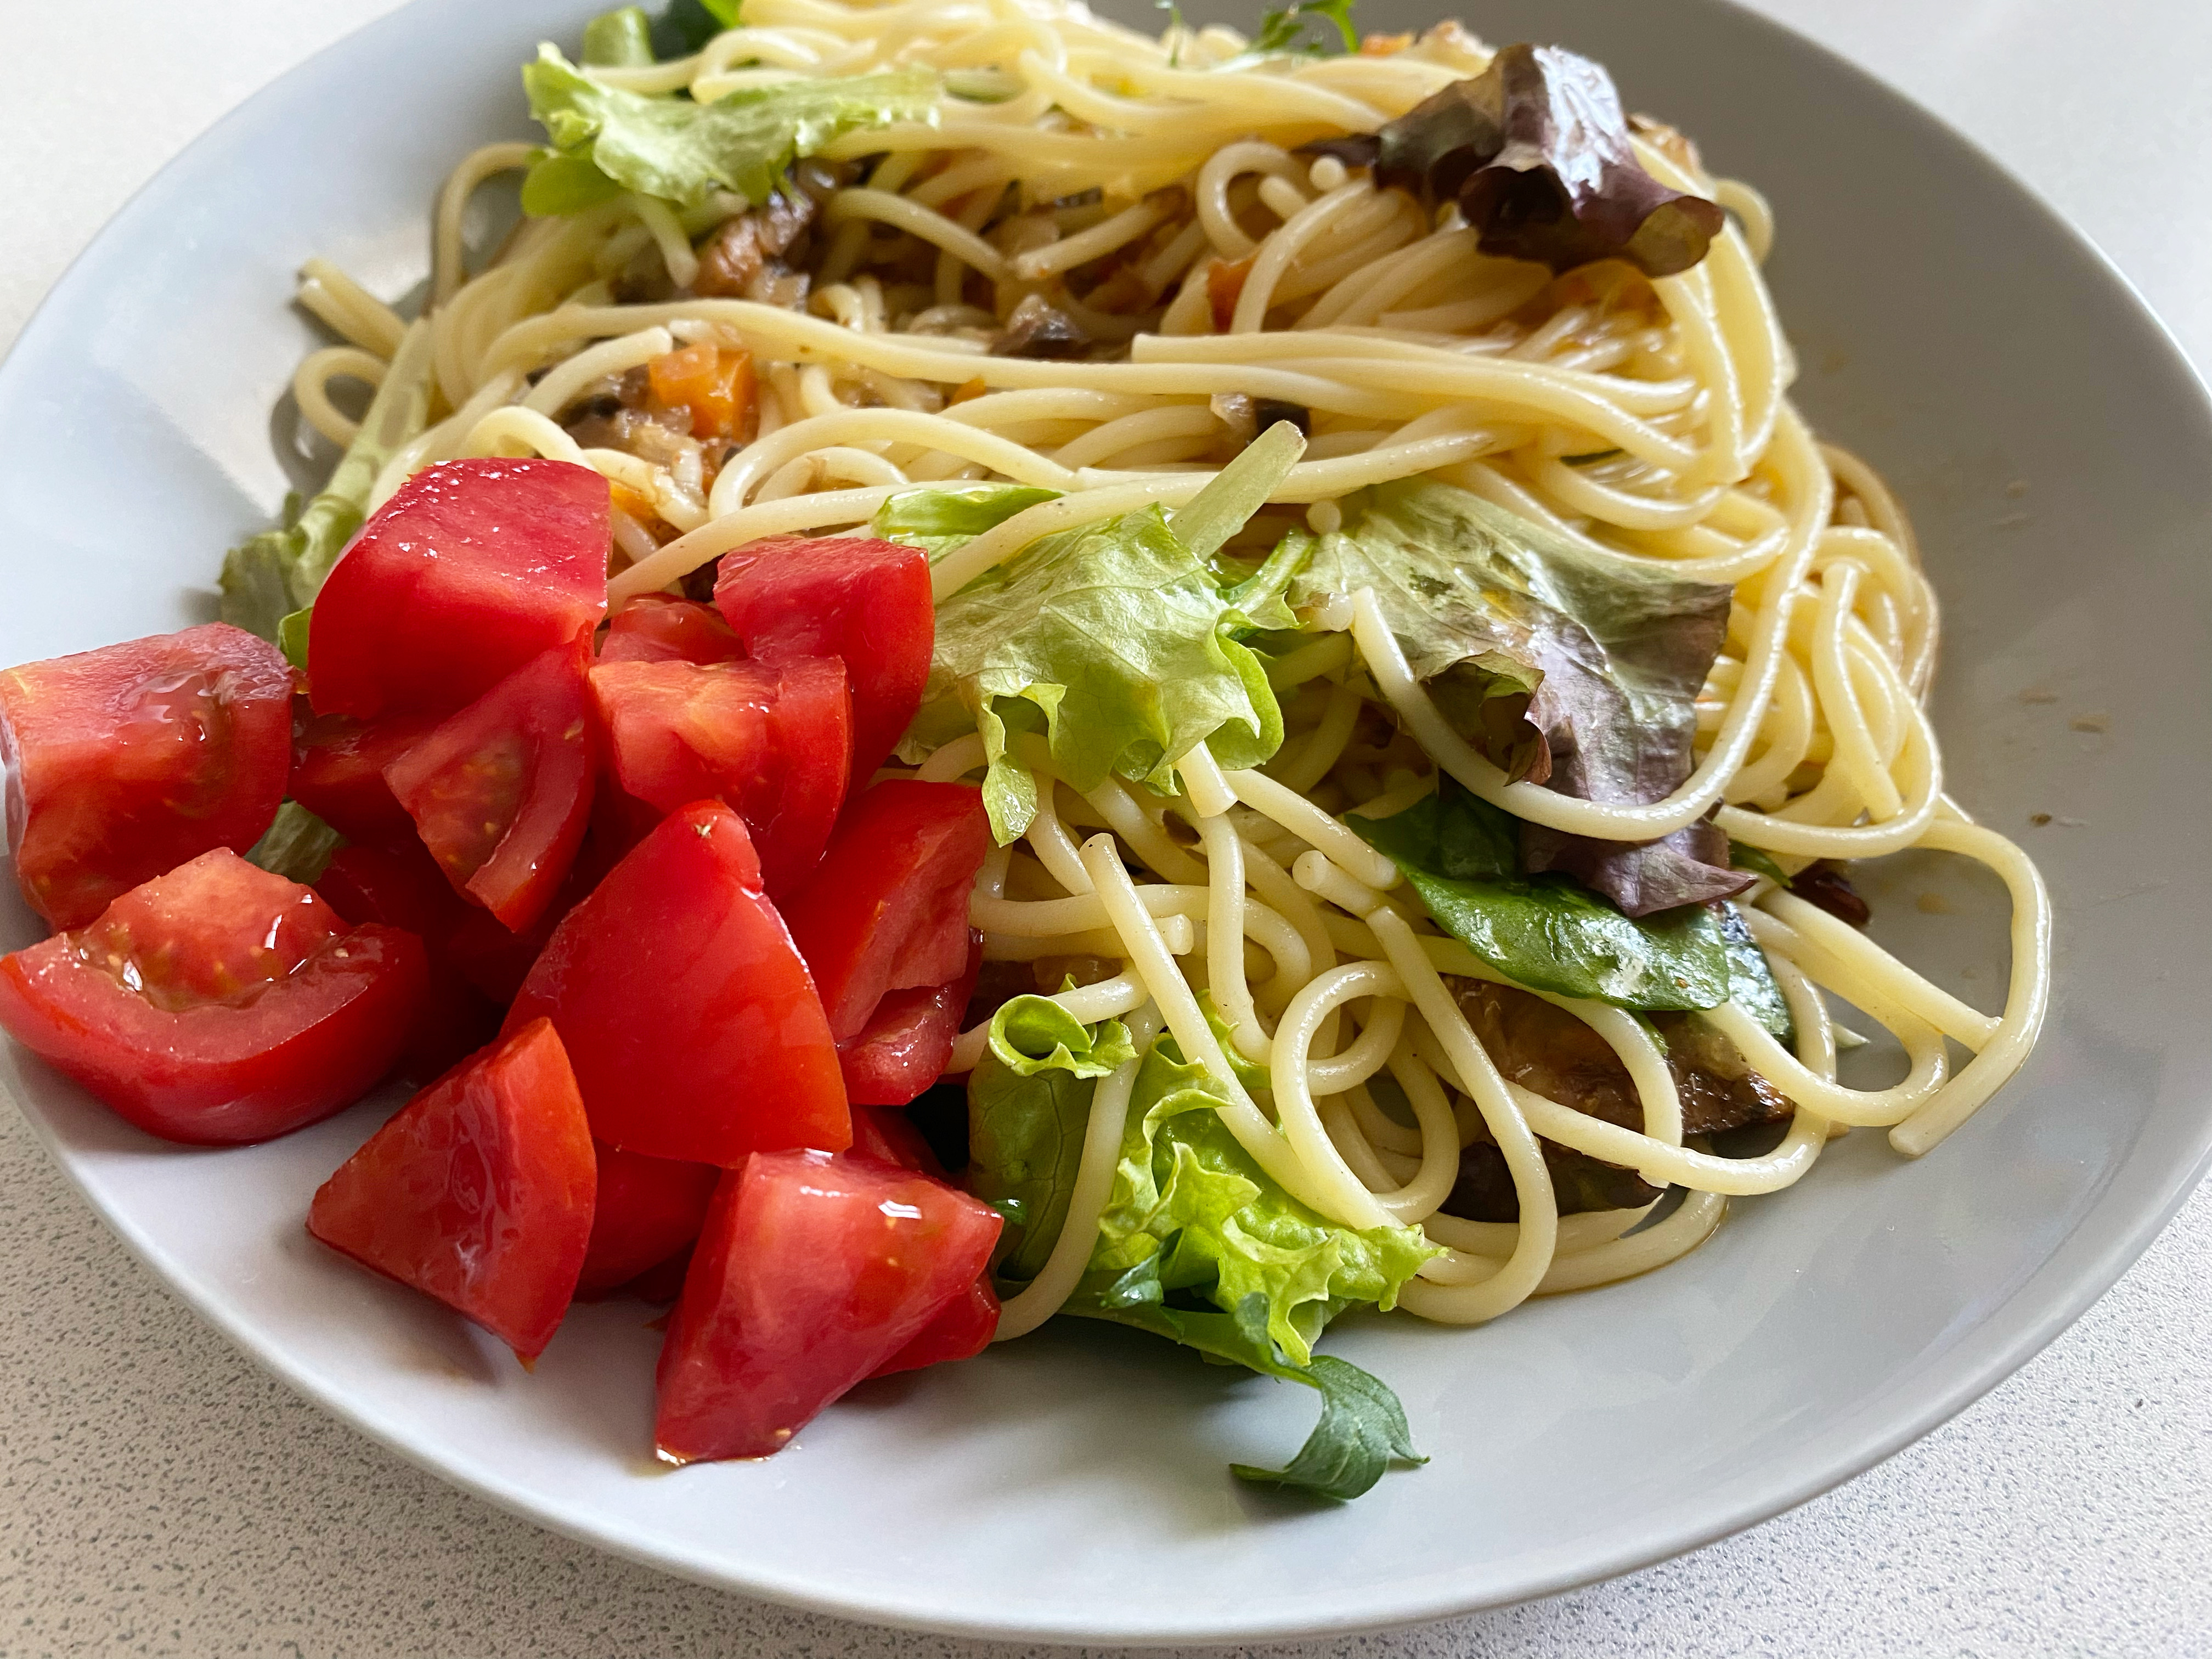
[4,2,2208,1654]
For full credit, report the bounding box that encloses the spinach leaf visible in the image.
[1087,1288,1424,1502]
[1348,778,1735,1011]
[1718,901,1794,1046]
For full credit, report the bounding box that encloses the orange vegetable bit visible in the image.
[647,343,757,442]
[1207,256,1254,333]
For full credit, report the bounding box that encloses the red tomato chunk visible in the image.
[0,623,292,928]
[504,800,849,1166]
[385,635,596,933]
[577,1142,720,1298]
[871,1276,1001,1379]
[599,595,743,667]
[308,1018,595,1362]
[837,935,981,1106]
[314,843,498,1082]
[781,781,991,1042]
[654,1149,1001,1463]
[589,654,849,895]
[290,710,441,844]
[714,535,932,787]
[845,1102,946,1175]
[0,849,426,1144]
[309,458,609,720]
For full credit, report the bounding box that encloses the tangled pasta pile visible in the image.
[272,0,2051,1373]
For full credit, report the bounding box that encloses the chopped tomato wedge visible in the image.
[846,1102,946,1176]
[646,343,756,442]
[781,781,992,1042]
[621,1246,694,1306]
[309,458,610,720]
[577,1143,720,1297]
[0,849,427,1144]
[307,1018,595,1361]
[842,1099,997,1375]
[314,843,498,1081]
[0,623,294,928]
[589,655,849,894]
[385,635,596,932]
[290,710,441,844]
[504,800,849,1165]
[654,1149,1001,1462]
[838,934,981,1105]
[713,535,932,786]
[599,595,743,667]
[870,1277,1001,1379]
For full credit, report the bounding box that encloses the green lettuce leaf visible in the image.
[1056,1026,1432,1500]
[986,994,1136,1080]
[582,6,654,66]
[277,608,313,673]
[1069,1031,1434,1367]
[916,505,1284,841]
[244,803,345,886]
[522,46,938,212]
[965,998,1132,1280]
[967,1008,1431,1500]
[1295,478,1748,914]
[871,482,1061,563]
[967,1056,1096,1285]
[221,321,434,641]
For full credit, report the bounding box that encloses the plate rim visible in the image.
[4,0,2211,1642]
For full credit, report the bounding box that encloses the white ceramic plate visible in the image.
[3,0,2208,1644]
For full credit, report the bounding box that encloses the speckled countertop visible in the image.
[4,2,2209,1654]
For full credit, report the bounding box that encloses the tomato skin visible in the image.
[713,535,932,786]
[503,801,850,1165]
[307,1018,595,1361]
[589,655,850,895]
[653,1149,1001,1463]
[781,781,992,1042]
[846,1102,946,1176]
[314,843,499,1082]
[869,1276,1001,1379]
[599,595,743,667]
[838,934,982,1106]
[576,1142,720,1297]
[291,711,441,844]
[619,1245,695,1305]
[385,634,596,933]
[309,458,610,720]
[0,623,294,929]
[842,1101,998,1378]
[0,849,427,1144]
